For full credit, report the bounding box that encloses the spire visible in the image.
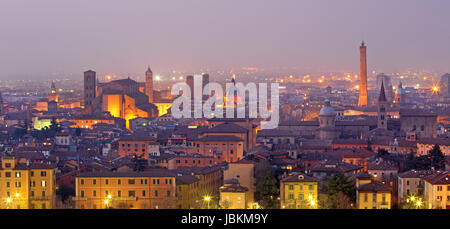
[146,66,152,74]
[361,41,365,47]
[379,81,387,102]
[51,81,56,90]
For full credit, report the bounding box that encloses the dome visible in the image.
[319,99,336,116]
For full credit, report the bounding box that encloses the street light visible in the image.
[203,195,211,209]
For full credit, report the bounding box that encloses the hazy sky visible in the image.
[0,0,449,79]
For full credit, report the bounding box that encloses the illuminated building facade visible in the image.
[280,173,318,209]
[0,156,56,209]
[74,170,177,209]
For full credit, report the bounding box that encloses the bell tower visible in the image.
[145,66,154,103]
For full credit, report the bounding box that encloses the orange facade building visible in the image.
[74,170,177,209]
[118,133,158,159]
[0,156,56,209]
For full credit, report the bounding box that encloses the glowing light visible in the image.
[155,75,161,81]
[104,199,109,205]
[15,193,20,197]
[6,198,11,203]
[432,85,439,94]
[416,201,422,207]
[203,196,211,202]
[107,195,112,199]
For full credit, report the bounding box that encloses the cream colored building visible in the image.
[219,182,249,209]
[398,170,432,202]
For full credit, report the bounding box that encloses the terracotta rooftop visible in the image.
[423,171,450,185]
[357,181,391,192]
[282,172,318,183]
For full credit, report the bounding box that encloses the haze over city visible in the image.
[1,0,450,80]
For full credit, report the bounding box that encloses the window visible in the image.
[128,191,135,197]
[153,179,159,185]
[154,190,158,196]
[128,179,135,185]
[93,179,96,185]
[288,193,294,200]
[80,191,85,197]
[298,194,304,200]
[5,163,11,168]
[165,179,172,185]
[41,181,47,187]
[6,182,10,188]
[80,179,84,185]
[118,179,121,185]
[372,193,377,202]
[289,185,294,190]
[364,194,368,202]
[93,190,97,197]
[142,190,146,197]
[141,179,147,185]
[15,181,21,188]
[41,171,47,177]
[31,191,34,197]
[5,172,11,177]
[118,191,122,197]
[308,185,314,190]
[15,172,21,178]
[30,171,34,177]
[167,191,171,197]
[105,179,109,185]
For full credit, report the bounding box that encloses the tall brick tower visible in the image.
[84,70,96,114]
[358,41,368,107]
[145,66,154,103]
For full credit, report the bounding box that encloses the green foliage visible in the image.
[56,184,75,202]
[428,144,445,170]
[256,170,279,209]
[325,173,356,208]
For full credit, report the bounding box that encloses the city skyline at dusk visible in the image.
[1,0,450,80]
[0,0,449,217]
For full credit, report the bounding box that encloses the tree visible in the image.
[326,173,356,208]
[429,144,445,170]
[403,150,418,172]
[56,184,75,203]
[256,170,279,209]
[378,148,390,158]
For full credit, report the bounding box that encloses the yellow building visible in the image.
[0,156,56,209]
[219,182,249,209]
[280,173,318,209]
[223,161,256,205]
[356,175,391,209]
[423,171,449,209]
[175,175,200,209]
